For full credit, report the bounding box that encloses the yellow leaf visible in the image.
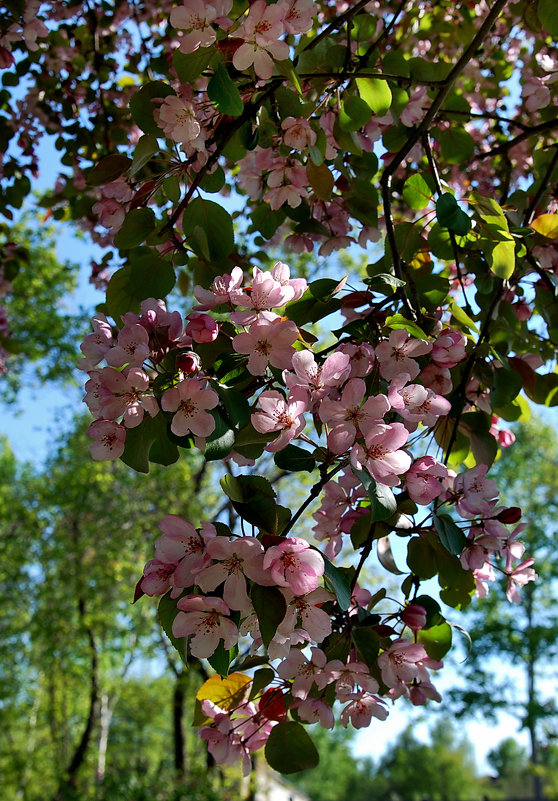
[531,214,558,241]
[196,672,252,712]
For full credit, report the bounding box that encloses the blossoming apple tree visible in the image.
[2,0,558,777]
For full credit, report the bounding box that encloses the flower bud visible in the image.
[495,506,522,524]
[176,351,201,375]
[401,603,427,631]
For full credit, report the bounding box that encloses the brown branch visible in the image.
[522,144,558,226]
[478,118,558,160]
[302,0,371,53]
[380,0,510,314]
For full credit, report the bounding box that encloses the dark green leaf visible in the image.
[274,444,316,473]
[208,63,244,116]
[87,154,132,186]
[208,640,238,677]
[352,627,380,670]
[352,467,397,521]
[248,668,275,701]
[204,411,235,461]
[251,585,287,648]
[436,192,472,235]
[113,208,156,250]
[403,174,434,210]
[322,554,352,611]
[433,514,467,556]
[538,0,558,35]
[130,134,159,177]
[106,254,176,318]
[158,592,188,665]
[172,46,219,83]
[130,81,175,135]
[265,722,319,774]
[339,94,373,132]
[181,198,234,261]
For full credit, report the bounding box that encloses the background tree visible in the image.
[450,416,558,801]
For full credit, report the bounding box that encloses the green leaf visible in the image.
[172,46,218,83]
[120,414,165,473]
[248,668,275,701]
[407,536,437,579]
[219,474,280,533]
[438,127,475,164]
[433,514,467,556]
[274,444,316,473]
[130,81,175,135]
[488,239,515,280]
[251,585,287,648]
[418,621,452,660]
[436,193,472,235]
[384,313,429,340]
[402,173,434,210]
[158,592,188,665]
[208,640,238,677]
[106,254,176,318]
[113,208,156,250]
[181,198,234,261]
[87,154,132,186]
[538,0,558,35]
[130,134,159,177]
[339,94,373,132]
[351,627,380,670]
[208,63,244,117]
[356,76,392,115]
[531,213,558,240]
[307,161,334,201]
[352,467,397,521]
[204,412,235,461]
[491,367,522,407]
[212,382,250,429]
[322,554,352,611]
[265,722,319,774]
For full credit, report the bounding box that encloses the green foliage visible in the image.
[0,219,83,402]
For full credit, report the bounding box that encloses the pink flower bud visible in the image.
[401,604,427,631]
[176,351,201,374]
[185,313,219,343]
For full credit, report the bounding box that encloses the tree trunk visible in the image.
[95,691,113,785]
[525,586,544,801]
[52,598,99,801]
[173,671,187,779]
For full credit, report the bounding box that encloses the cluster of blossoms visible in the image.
[79,257,536,772]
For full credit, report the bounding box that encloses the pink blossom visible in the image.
[79,314,114,367]
[185,313,219,343]
[281,117,316,150]
[92,367,158,428]
[105,323,150,368]
[375,330,432,381]
[172,594,238,658]
[400,86,428,127]
[277,0,315,34]
[156,95,201,144]
[377,638,442,688]
[233,0,289,79]
[251,389,307,452]
[326,660,379,698]
[336,342,375,377]
[276,647,327,699]
[271,261,307,301]
[506,558,537,603]
[195,536,271,610]
[139,559,176,596]
[319,378,390,455]
[231,266,297,324]
[400,604,427,631]
[265,163,308,210]
[87,420,126,461]
[340,693,389,728]
[170,0,232,53]
[406,456,448,505]
[454,464,499,518]
[193,266,244,310]
[161,378,219,437]
[351,423,411,487]
[420,363,453,395]
[296,698,335,728]
[263,537,324,595]
[232,317,299,375]
[431,329,467,368]
[278,587,334,643]
[154,515,216,588]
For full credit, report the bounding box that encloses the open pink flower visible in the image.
[154,515,216,588]
[276,647,327,699]
[377,638,442,689]
[172,594,238,658]
[406,456,448,505]
[196,536,271,610]
[506,558,537,603]
[233,0,289,79]
[251,389,307,452]
[340,693,388,728]
[87,420,126,461]
[263,537,324,595]
[161,378,219,437]
[232,317,299,375]
[319,378,390,455]
[351,423,411,486]
[375,329,432,381]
